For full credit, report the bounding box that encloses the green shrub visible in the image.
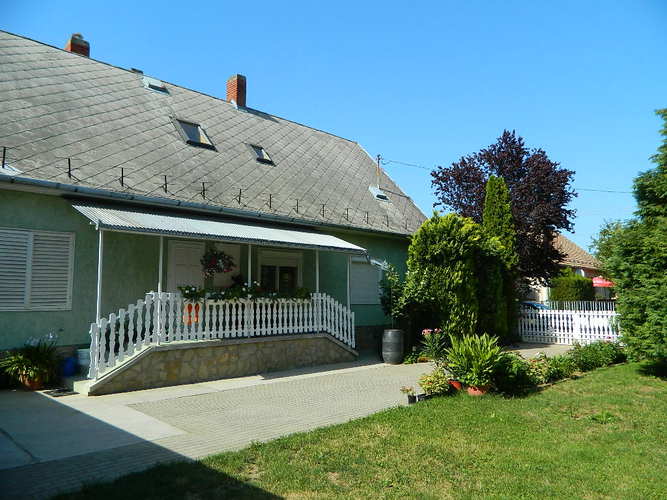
[549,268,595,301]
[0,340,60,385]
[546,355,577,381]
[398,213,515,344]
[445,333,503,387]
[569,341,626,372]
[526,354,550,385]
[492,353,535,395]
[418,368,452,395]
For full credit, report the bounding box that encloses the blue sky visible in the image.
[4,1,666,250]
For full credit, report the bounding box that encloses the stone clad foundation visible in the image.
[88,334,357,395]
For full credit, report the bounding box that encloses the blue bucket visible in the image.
[61,356,78,377]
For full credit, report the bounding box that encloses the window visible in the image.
[258,251,302,294]
[174,119,216,150]
[350,257,385,305]
[142,76,169,95]
[0,228,75,311]
[249,144,274,165]
[368,185,390,202]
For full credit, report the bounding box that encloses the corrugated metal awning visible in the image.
[71,203,366,254]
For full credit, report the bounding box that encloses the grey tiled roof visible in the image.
[0,31,426,235]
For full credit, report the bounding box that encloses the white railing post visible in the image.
[88,322,99,379]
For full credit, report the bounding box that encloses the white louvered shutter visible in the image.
[0,229,30,310]
[0,228,74,311]
[29,231,75,310]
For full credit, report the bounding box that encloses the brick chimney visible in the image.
[226,74,246,107]
[64,33,90,57]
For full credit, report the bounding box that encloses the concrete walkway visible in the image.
[0,358,429,499]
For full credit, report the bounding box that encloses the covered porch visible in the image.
[72,202,366,383]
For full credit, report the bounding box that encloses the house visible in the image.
[525,234,612,302]
[0,31,426,392]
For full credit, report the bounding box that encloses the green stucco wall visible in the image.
[0,190,98,349]
[1,189,410,349]
[323,230,409,327]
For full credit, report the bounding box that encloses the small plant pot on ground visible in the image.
[407,394,417,404]
[19,375,44,391]
[466,385,490,396]
[448,379,463,391]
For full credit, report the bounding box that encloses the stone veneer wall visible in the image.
[89,334,357,395]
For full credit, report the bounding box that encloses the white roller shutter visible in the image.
[350,261,382,305]
[0,228,74,311]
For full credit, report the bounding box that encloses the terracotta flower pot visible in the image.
[19,375,43,391]
[466,385,490,396]
[448,379,463,391]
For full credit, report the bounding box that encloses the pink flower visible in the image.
[422,329,432,336]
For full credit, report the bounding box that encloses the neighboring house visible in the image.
[0,30,426,371]
[525,234,612,302]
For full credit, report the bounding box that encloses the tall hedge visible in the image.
[548,269,595,301]
[482,176,520,341]
[595,109,667,361]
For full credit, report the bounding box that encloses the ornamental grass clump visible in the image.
[420,328,448,362]
[444,333,503,389]
[0,340,60,389]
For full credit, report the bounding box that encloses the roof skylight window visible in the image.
[249,144,274,165]
[142,76,169,94]
[174,119,216,150]
[368,185,390,202]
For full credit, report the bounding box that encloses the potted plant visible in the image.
[178,285,206,325]
[0,340,60,390]
[444,333,503,396]
[400,386,416,404]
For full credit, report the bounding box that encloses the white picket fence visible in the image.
[88,292,355,380]
[540,301,616,311]
[518,308,620,345]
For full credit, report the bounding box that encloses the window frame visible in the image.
[257,250,303,292]
[172,117,217,150]
[0,228,75,312]
[142,76,169,95]
[350,256,386,305]
[247,144,274,165]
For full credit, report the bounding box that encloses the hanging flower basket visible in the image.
[200,249,235,279]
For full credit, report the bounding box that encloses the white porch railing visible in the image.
[88,292,355,380]
[518,308,620,345]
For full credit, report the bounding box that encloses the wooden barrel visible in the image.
[382,329,404,364]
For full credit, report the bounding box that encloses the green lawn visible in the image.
[59,362,667,500]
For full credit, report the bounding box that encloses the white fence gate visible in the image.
[519,304,619,345]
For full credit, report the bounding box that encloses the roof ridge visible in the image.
[0,29,359,145]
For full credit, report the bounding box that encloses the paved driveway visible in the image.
[0,359,429,499]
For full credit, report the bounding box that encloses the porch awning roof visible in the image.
[71,203,367,254]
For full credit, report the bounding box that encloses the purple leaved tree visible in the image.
[431,130,576,283]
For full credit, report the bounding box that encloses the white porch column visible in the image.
[247,244,252,285]
[315,250,320,293]
[346,254,351,310]
[95,229,104,322]
[156,235,164,345]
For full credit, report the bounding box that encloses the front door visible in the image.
[167,241,204,291]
